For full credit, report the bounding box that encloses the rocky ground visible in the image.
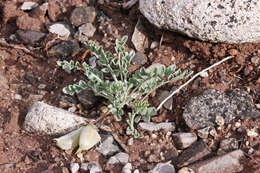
[0,0,259,173]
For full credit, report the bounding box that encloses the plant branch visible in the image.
[156,56,234,110]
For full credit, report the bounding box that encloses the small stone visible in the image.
[81,162,102,173]
[191,78,200,90]
[48,23,71,37]
[228,49,239,56]
[77,90,97,109]
[127,137,134,146]
[30,2,48,22]
[20,2,39,11]
[218,138,239,155]
[247,128,258,137]
[172,133,197,149]
[107,152,129,165]
[157,90,173,110]
[188,150,244,173]
[70,7,96,27]
[132,51,148,65]
[16,14,44,32]
[248,148,254,155]
[70,163,80,173]
[48,0,66,22]
[97,135,120,156]
[78,23,96,38]
[243,65,253,76]
[38,84,47,89]
[148,163,175,173]
[197,127,210,139]
[122,163,132,173]
[176,140,211,167]
[131,18,149,52]
[199,71,208,78]
[16,30,46,45]
[23,101,87,135]
[48,40,80,58]
[178,167,195,173]
[150,41,159,49]
[14,94,22,100]
[215,115,225,126]
[251,56,260,66]
[139,122,175,132]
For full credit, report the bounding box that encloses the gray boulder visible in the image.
[139,0,260,43]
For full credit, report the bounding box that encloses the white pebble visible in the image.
[49,23,71,37]
[70,163,80,173]
[20,2,39,10]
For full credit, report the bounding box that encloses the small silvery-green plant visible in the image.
[57,36,192,138]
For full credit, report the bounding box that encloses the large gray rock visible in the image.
[139,0,260,43]
[183,89,260,130]
[23,102,87,135]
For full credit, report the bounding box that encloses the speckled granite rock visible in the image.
[183,88,260,130]
[139,0,260,43]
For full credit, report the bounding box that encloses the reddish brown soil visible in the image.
[0,1,259,173]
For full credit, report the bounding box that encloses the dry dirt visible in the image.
[0,1,259,173]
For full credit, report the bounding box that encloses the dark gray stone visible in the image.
[16,30,46,44]
[70,7,96,27]
[132,51,148,65]
[96,135,120,156]
[140,0,260,43]
[48,40,79,58]
[172,133,197,149]
[188,150,244,173]
[77,90,97,108]
[176,140,211,167]
[156,90,173,111]
[183,89,260,130]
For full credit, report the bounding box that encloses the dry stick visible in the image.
[156,56,234,111]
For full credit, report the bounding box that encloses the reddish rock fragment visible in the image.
[16,14,44,32]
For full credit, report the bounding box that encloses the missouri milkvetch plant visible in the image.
[57,36,193,137]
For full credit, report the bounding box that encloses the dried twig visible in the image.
[157,56,234,110]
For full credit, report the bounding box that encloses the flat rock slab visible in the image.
[188,150,244,173]
[23,101,87,135]
[183,88,260,130]
[139,0,260,43]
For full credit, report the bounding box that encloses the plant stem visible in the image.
[156,56,234,110]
